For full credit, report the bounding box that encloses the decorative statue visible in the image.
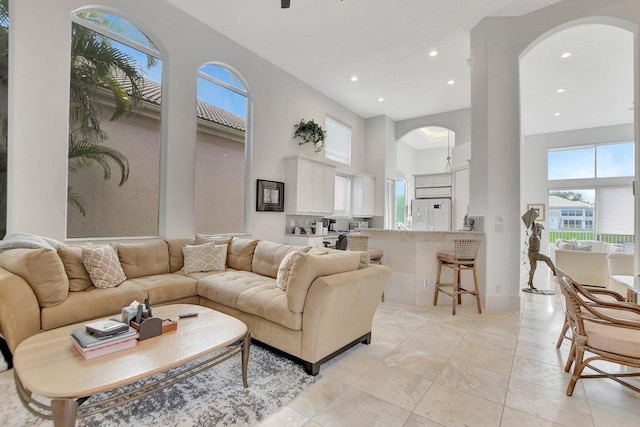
[527,221,556,289]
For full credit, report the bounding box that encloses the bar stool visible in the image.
[347,234,385,302]
[434,239,481,315]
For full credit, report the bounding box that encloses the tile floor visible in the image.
[260,277,640,427]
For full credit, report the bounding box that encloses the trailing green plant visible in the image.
[293,119,326,152]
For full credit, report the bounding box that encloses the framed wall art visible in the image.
[256,180,284,212]
[526,203,545,221]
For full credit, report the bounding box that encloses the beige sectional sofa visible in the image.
[549,239,622,288]
[0,236,390,375]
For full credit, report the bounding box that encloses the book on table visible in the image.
[85,318,129,337]
[71,336,137,360]
[71,326,138,348]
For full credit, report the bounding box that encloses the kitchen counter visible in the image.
[358,229,486,306]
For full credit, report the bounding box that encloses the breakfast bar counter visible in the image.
[358,229,486,306]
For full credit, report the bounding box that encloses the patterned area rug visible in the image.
[0,345,318,426]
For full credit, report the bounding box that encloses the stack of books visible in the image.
[71,319,138,360]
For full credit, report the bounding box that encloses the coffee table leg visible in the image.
[242,330,250,388]
[51,398,79,427]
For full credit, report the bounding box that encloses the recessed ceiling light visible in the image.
[554,112,561,117]
[429,50,438,57]
[378,97,384,102]
[350,76,358,82]
[561,52,572,58]
[557,88,565,93]
[447,80,455,85]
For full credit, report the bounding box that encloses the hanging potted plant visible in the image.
[293,119,326,152]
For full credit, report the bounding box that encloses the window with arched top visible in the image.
[195,64,249,234]
[67,9,164,238]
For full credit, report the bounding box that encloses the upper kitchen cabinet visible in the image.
[284,156,335,215]
[352,174,375,218]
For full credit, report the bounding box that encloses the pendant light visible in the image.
[444,130,452,173]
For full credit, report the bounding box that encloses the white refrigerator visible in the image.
[411,198,452,231]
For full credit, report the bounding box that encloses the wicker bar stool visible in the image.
[434,239,482,315]
[347,234,385,301]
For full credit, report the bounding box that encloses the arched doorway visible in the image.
[520,22,635,287]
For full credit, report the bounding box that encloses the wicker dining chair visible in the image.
[434,239,482,315]
[554,268,626,372]
[560,275,640,396]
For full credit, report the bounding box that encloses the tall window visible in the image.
[67,10,163,238]
[324,116,351,165]
[396,178,407,228]
[195,64,247,234]
[0,0,8,239]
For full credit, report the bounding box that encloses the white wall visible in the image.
[471,0,640,309]
[7,0,367,242]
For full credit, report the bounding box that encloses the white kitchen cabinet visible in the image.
[352,174,375,218]
[284,156,335,215]
[415,173,452,189]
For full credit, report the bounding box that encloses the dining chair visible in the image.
[560,275,640,396]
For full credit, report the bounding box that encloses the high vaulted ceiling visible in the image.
[167,0,634,138]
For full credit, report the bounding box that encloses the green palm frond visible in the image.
[69,132,129,186]
[67,188,86,217]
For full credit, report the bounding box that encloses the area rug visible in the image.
[0,345,318,426]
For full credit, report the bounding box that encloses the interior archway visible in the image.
[519,21,635,287]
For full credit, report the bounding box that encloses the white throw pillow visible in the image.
[276,250,302,291]
[82,245,127,289]
[182,242,228,274]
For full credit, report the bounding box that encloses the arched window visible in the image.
[396,177,408,229]
[67,10,163,238]
[195,64,249,234]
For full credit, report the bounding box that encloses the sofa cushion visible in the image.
[57,245,93,292]
[166,238,195,272]
[82,246,127,289]
[0,248,69,307]
[237,286,302,330]
[287,251,361,313]
[194,234,233,246]
[252,240,307,278]
[40,281,147,330]
[182,242,228,274]
[276,250,301,291]
[227,238,259,271]
[128,273,198,305]
[197,271,273,309]
[116,241,170,279]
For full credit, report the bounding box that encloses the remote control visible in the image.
[178,312,199,318]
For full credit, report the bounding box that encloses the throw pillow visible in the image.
[82,246,127,289]
[182,242,228,274]
[57,245,93,291]
[276,250,302,291]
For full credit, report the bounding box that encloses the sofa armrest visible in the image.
[0,267,41,353]
[300,264,391,363]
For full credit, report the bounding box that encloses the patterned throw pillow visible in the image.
[82,245,127,289]
[182,242,228,274]
[276,250,302,291]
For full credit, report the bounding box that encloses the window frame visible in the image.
[324,116,352,165]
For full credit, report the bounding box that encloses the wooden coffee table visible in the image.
[12,304,250,427]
